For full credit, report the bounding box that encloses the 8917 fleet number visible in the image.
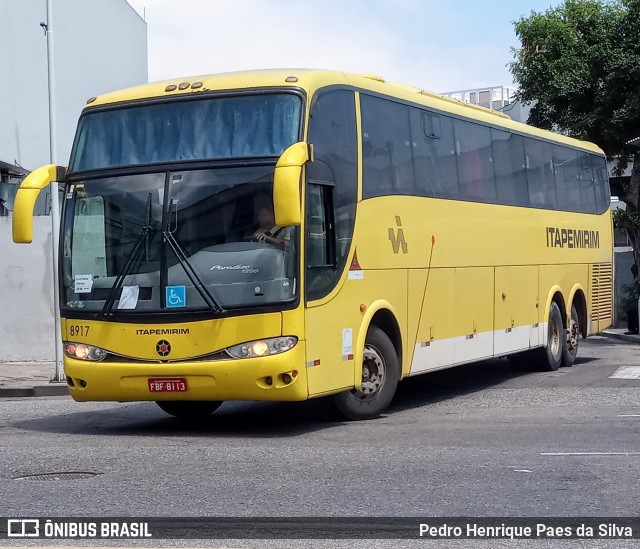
[69,325,90,337]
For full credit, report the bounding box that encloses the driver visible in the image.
[253,206,291,246]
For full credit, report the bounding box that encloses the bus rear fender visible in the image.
[542,287,566,347]
[354,301,403,388]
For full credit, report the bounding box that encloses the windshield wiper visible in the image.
[101,225,151,315]
[161,178,224,314]
[163,230,225,314]
[102,193,154,316]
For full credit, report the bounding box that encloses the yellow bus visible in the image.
[12,69,613,420]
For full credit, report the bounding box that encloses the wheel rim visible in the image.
[350,345,385,401]
[567,315,579,353]
[549,317,561,357]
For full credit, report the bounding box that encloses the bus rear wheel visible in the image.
[562,304,580,367]
[332,326,399,421]
[156,400,222,419]
[536,301,564,371]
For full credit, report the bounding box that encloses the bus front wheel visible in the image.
[332,326,399,421]
[155,400,222,419]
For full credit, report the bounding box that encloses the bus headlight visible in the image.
[226,337,298,359]
[64,342,107,361]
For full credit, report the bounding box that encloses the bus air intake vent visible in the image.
[591,263,613,321]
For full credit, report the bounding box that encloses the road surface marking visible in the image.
[541,452,640,456]
[618,414,640,417]
[609,366,640,379]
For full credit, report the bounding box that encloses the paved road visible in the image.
[1,335,639,548]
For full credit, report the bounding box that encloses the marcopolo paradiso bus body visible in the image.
[12,69,613,420]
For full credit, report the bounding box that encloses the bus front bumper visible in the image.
[64,343,308,402]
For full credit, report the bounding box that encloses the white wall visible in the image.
[0,0,49,171]
[0,217,55,361]
[53,0,148,167]
[0,0,147,362]
[0,0,148,170]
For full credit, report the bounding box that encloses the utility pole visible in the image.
[43,0,65,382]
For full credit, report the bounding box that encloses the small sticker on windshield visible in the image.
[74,274,93,294]
[118,285,139,310]
[166,285,186,308]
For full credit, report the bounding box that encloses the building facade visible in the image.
[1,0,147,361]
[440,85,532,123]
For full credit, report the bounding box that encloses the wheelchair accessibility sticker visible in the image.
[166,285,186,308]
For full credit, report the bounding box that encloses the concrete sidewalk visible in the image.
[0,361,68,398]
[0,329,638,398]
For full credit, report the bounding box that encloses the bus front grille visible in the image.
[591,263,613,321]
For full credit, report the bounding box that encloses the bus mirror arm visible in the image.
[12,164,66,244]
[273,142,312,227]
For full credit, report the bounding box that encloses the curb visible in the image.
[0,384,69,398]
[601,330,640,344]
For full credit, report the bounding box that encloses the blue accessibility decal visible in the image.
[166,285,186,308]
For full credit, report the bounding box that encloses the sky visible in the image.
[125,0,563,94]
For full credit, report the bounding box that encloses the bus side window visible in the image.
[554,146,582,212]
[525,138,556,209]
[591,155,610,214]
[492,129,529,207]
[361,95,414,197]
[306,89,357,301]
[579,153,596,213]
[454,119,496,203]
[306,183,334,268]
[411,109,459,200]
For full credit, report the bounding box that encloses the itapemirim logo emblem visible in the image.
[156,340,171,357]
[388,216,408,254]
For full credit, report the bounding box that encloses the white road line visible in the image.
[541,452,640,456]
[609,366,640,379]
[618,414,640,417]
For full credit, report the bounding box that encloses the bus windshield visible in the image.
[70,93,302,172]
[61,166,297,314]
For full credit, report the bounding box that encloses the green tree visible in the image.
[511,0,640,270]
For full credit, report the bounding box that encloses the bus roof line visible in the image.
[418,89,512,120]
[359,74,511,120]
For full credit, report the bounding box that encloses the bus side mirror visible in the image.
[273,142,312,227]
[12,164,66,244]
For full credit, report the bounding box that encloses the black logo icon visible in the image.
[156,340,171,357]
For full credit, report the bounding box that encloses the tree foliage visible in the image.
[511,0,640,266]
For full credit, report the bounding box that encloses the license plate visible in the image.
[148,377,187,392]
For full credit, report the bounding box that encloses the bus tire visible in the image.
[156,400,222,418]
[562,304,580,367]
[536,301,564,371]
[332,325,399,420]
